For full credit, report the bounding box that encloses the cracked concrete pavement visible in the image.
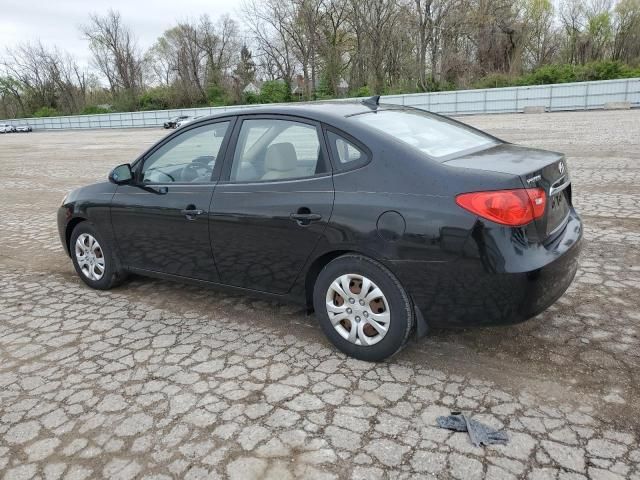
[0,109,639,479]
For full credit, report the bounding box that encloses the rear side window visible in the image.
[352,109,497,160]
[326,131,368,168]
[230,119,326,182]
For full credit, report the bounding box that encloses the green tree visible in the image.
[138,87,172,110]
[80,105,111,114]
[521,0,558,68]
[260,80,290,103]
[33,106,59,117]
[586,11,613,61]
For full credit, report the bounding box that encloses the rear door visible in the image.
[210,115,334,294]
[111,120,233,281]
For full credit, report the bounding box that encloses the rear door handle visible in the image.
[181,208,204,220]
[290,212,322,225]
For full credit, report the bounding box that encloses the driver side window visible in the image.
[141,122,229,183]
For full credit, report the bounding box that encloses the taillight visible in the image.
[455,188,546,226]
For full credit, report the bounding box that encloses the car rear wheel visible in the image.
[70,222,126,290]
[313,254,414,361]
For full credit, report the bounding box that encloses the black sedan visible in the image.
[58,98,582,361]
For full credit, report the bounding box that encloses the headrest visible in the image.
[265,142,297,171]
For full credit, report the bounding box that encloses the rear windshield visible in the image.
[352,109,498,160]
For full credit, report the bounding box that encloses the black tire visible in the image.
[313,254,414,362]
[70,222,127,290]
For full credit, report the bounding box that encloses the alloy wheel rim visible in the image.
[325,273,390,346]
[74,233,105,281]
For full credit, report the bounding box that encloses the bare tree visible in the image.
[147,15,240,105]
[413,0,463,89]
[242,0,297,97]
[173,22,208,101]
[2,42,56,110]
[520,0,559,69]
[349,0,402,93]
[42,49,88,113]
[289,0,324,97]
[0,41,89,115]
[0,76,26,117]
[317,0,350,95]
[145,37,175,87]
[82,10,143,106]
[469,0,524,76]
[199,15,240,88]
[560,0,586,64]
[612,0,640,63]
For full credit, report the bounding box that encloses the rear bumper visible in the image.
[390,209,582,328]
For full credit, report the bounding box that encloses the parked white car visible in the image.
[15,125,32,133]
[0,123,16,133]
[175,116,199,128]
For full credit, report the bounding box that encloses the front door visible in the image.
[111,120,232,281]
[210,116,334,294]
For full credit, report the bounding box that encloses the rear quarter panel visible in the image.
[319,136,523,264]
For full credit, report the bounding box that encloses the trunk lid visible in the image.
[444,144,571,239]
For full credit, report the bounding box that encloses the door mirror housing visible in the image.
[109,164,133,184]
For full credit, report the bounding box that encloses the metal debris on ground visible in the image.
[437,412,509,447]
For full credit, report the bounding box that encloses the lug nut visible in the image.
[349,298,355,304]
[346,308,352,314]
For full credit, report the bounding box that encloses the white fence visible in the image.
[3,78,638,131]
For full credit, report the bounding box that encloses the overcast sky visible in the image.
[0,0,237,66]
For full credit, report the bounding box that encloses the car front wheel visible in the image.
[70,222,126,290]
[313,254,414,361]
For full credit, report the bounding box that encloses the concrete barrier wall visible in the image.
[3,77,639,130]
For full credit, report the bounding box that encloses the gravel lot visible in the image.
[1,109,639,479]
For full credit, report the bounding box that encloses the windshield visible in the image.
[352,109,498,160]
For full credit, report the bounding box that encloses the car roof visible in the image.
[193,101,408,126]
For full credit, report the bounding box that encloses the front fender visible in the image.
[57,182,118,257]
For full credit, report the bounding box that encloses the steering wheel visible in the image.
[181,162,211,182]
[145,170,175,183]
[193,155,214,165]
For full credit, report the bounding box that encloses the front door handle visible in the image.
[181,207,204,220]
[290,212,322,226]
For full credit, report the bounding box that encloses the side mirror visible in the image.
[109,163,133,184]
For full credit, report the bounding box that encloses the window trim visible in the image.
[134,117,236,185]
[219,114,333,185]
[322,125,372,173]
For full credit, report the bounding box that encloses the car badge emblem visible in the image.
[558,161,565,174]
[526,174,542,184]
